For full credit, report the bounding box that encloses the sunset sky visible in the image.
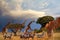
[0,0,60,31]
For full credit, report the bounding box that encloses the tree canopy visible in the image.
[36,16,54,28]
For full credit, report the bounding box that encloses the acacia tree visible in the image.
[36,16,54,30]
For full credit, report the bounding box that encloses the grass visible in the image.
[0,37,3,40]
[53,32,60,40]
[0,32,60,40]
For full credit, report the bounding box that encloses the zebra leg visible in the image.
[21,37,24,40]
[32,37,34,40]
[25,38,27,40]
[22,38,25,40]
[4,36,6,40]
[9,37,11,40]
[37,38,39,40]
[28,37,29,40]
[22,38,24,40]
[22,37,25,40]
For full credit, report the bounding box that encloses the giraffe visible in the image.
[16,20,27,36]
[2,27,6,35]
[45,17,60,40]
[22,21,35,40]
[21,20,27,28]
[24,21,35,34]
[2,22,13,40]
[2,22,11,35]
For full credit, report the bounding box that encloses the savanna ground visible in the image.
[0,32,60,40]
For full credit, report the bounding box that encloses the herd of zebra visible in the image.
[3,31,46,40]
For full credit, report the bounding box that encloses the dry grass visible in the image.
[0,32,60,40]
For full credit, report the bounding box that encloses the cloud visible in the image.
[1,0,60,19]
[21,0,60,17]
[0,0,46,19]
[21,0,48,10]
[0,0,11,16]
[10,9,46,18]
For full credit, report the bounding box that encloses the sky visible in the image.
[0,0,60,31]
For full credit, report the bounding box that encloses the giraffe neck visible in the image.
[21,20,26,26]
[24,21,33,33]
[2,27,6,33]
[28,21,33,26]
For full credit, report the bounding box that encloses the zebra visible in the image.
[3,32,12,40]
[28,32,35,40]
[20,32,35,40]
[35,31,46,40]
[20,33,29,40]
